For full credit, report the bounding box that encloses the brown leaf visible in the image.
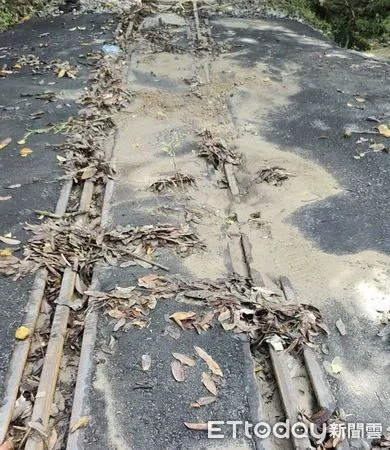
[108,309,125,319]
[0,137,11,150]
[172,353,196,367]
[70,416,89,433]
[191,396,216,408]
[171,360,185,382]
[335,318,346,336]
[184,422,208,431]
[201,372,217,396]
[195,347,223,376]
[169,311,196,330]
[138,274,160,288]
[197,310,214,329]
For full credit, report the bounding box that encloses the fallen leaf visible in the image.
[17,139,26,145]
[169,311,196,330]
[218,309,231,322]
[0,236,21,246]
[330,357,342,374]
[191,396,216,408]
[194,346,223,376]
[0,248,13,257]
[142,354,151,371]
[138,274,160,288]
[370,143,385,151]
[19,15,30,23]
[19,148,33,157]
[172,353,196,367]
[354,96,366,103]
[108,309,125,319]
[70,416,89,433]
[0,137,12,150]
[15,326,30,340]
[378,124,390,138]
[57,68,66,78]
[335,318,346,336]
[171,360,185,382]
[201,372,217,396]
[263,77,271,82]
[147,296,157,310]
[184,423,208,431]
[81,166,97,180]
[0,440,15,450]
[113,317,126,332]
[0,196,11,201]
[6,184,21,189]
[56,155,67,163]
[221,322,235,331]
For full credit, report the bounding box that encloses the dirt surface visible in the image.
[76,10,389,449]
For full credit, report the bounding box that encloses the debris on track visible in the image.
[198,129,241,170]
[149,173,195,193]
[255,166,292,186]
[0,221,201,279]
[87,274,327,355]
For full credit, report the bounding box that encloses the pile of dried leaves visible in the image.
[372,433,390,449]
[58,55,131,183]
[149,173,195,193]
[198,129,241,171]
[16,55,79,79]
[142,25,186,54]
[255,166,292,186]
[88,273,326,355]
[0,221,201,280]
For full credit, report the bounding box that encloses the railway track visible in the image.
[0,2,357,449]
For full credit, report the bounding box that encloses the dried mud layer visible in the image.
[84,8,389,450]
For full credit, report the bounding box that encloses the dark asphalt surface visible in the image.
[212,18,390,255]
[0,13,114,396]
[84,266,261,450]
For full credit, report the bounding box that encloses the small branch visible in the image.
[105,246,170,272]
[34,210,88,219]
